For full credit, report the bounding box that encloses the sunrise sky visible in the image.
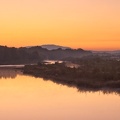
[0,0,120,50]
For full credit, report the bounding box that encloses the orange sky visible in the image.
[0,0,120,50]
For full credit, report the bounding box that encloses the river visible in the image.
[0,68,120,120]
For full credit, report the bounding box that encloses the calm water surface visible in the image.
[0,68,120,120]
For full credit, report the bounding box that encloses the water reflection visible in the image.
[0,68,120,120]
[35,75,120,95]
[77,87,120,95]
[0,68,120,95]
[0,68,22,79]
[0,71,120,120]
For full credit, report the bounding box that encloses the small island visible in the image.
[23,57,120,91]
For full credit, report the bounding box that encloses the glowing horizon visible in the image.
[0,0,120,50]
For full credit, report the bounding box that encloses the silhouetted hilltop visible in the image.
[41,44,71,50]
[0,45,92,64]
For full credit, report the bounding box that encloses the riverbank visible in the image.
[23,62,120,91]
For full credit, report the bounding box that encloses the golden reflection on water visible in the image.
[0,69,120,120]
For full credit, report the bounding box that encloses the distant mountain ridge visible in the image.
[41,44,71,50]
[0,45,92,65]
[26,44,71,50]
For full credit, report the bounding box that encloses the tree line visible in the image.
[0,45,92,64]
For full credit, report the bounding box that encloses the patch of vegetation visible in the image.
[23,58,120,90]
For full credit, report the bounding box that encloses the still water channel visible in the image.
[0,68,120,120]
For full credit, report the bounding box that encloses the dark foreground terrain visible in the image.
[23,58,120,92]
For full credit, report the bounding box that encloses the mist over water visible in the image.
[0,68,120,120]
